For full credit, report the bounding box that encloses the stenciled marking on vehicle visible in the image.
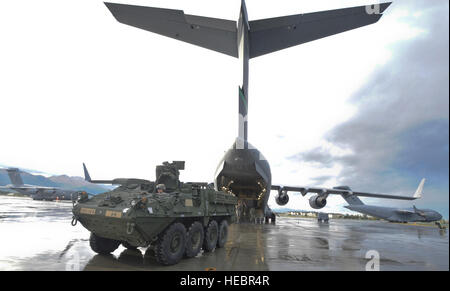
[105,210,122,218]
[185,199,193,207]
[80,208,96,215]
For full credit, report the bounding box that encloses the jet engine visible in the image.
[275,189,289,206]
[309,195,327,209]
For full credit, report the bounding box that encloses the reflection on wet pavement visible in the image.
[0,196,448,271]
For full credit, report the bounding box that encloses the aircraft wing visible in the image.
[249,2,391,58]
[394,209,416,215]
[104,2,238,57]
[271,178,425,201]
[14,186,59,191]
[0,186,14,191]
[83,163,151,186]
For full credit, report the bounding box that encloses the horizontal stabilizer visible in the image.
[249,2,391,58]
[104,2,238,57]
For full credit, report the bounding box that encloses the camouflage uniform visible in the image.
[236,200,244,223]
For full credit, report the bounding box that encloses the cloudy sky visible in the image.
[0,0,448,217]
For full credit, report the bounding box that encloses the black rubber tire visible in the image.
[122,241,138,250]
[144,247,156,258]
[185,221,204,258]
[155,223,187,265]
[217,220,229,248]
[202,220,218,252]
[89,233,120,255]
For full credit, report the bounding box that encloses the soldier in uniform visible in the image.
[236,200,244,224]
[249,207,255,223]
[155,161,184,193]
[156,183,166,194]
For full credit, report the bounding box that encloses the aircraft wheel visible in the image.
[217,220,228,248]
[185,221,204,258]
[202,220,218,252]
[89,233,120,255]
[155,223,187,265]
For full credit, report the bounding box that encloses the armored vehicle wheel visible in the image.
[122,241,138,250]
[89,233,120,255]
[202,220,218,252]
[217,220,228,248]
[185,221,204,258]
[155,223,187,265]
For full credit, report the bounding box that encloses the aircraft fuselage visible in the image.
[346,205,443,222]
[214,140,272,222]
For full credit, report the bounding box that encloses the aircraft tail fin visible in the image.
[334,186,365,206]
[413,178,425,199]
[83,163,92,182]
[6,168,24,186]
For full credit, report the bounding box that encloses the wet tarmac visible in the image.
[0,196,448,271]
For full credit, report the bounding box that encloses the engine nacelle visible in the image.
[275,190,289,206]
[309,195,327,209]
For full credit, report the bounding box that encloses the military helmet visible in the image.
[156,184,166,191]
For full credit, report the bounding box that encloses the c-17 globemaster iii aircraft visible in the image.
[103,0,425,223]
[0,168,79,201]
[341,179,442,223]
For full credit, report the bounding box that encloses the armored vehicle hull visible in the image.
[72,180,237,265]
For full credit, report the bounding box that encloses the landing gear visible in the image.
[89,233,121,255]
[155,223,187,265]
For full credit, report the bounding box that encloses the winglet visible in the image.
[83,163,92,182]
[413,178,426,199]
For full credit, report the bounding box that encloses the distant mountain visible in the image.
[0,168,110,194]
[271,208,300,213]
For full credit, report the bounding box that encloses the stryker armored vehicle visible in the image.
[71,161,237,265]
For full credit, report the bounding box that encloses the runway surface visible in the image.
[0,196,448,271]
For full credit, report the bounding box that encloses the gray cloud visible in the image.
[309,175,334,185]
[290,0,449,216]
[288,147,335,168]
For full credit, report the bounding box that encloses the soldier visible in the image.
[249,207,255,224]
[156,184,166,194]
[242,199,249,223]
[236,200,243,224]
[255,208,264,224]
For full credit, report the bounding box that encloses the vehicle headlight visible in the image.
[130,200,137,207]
